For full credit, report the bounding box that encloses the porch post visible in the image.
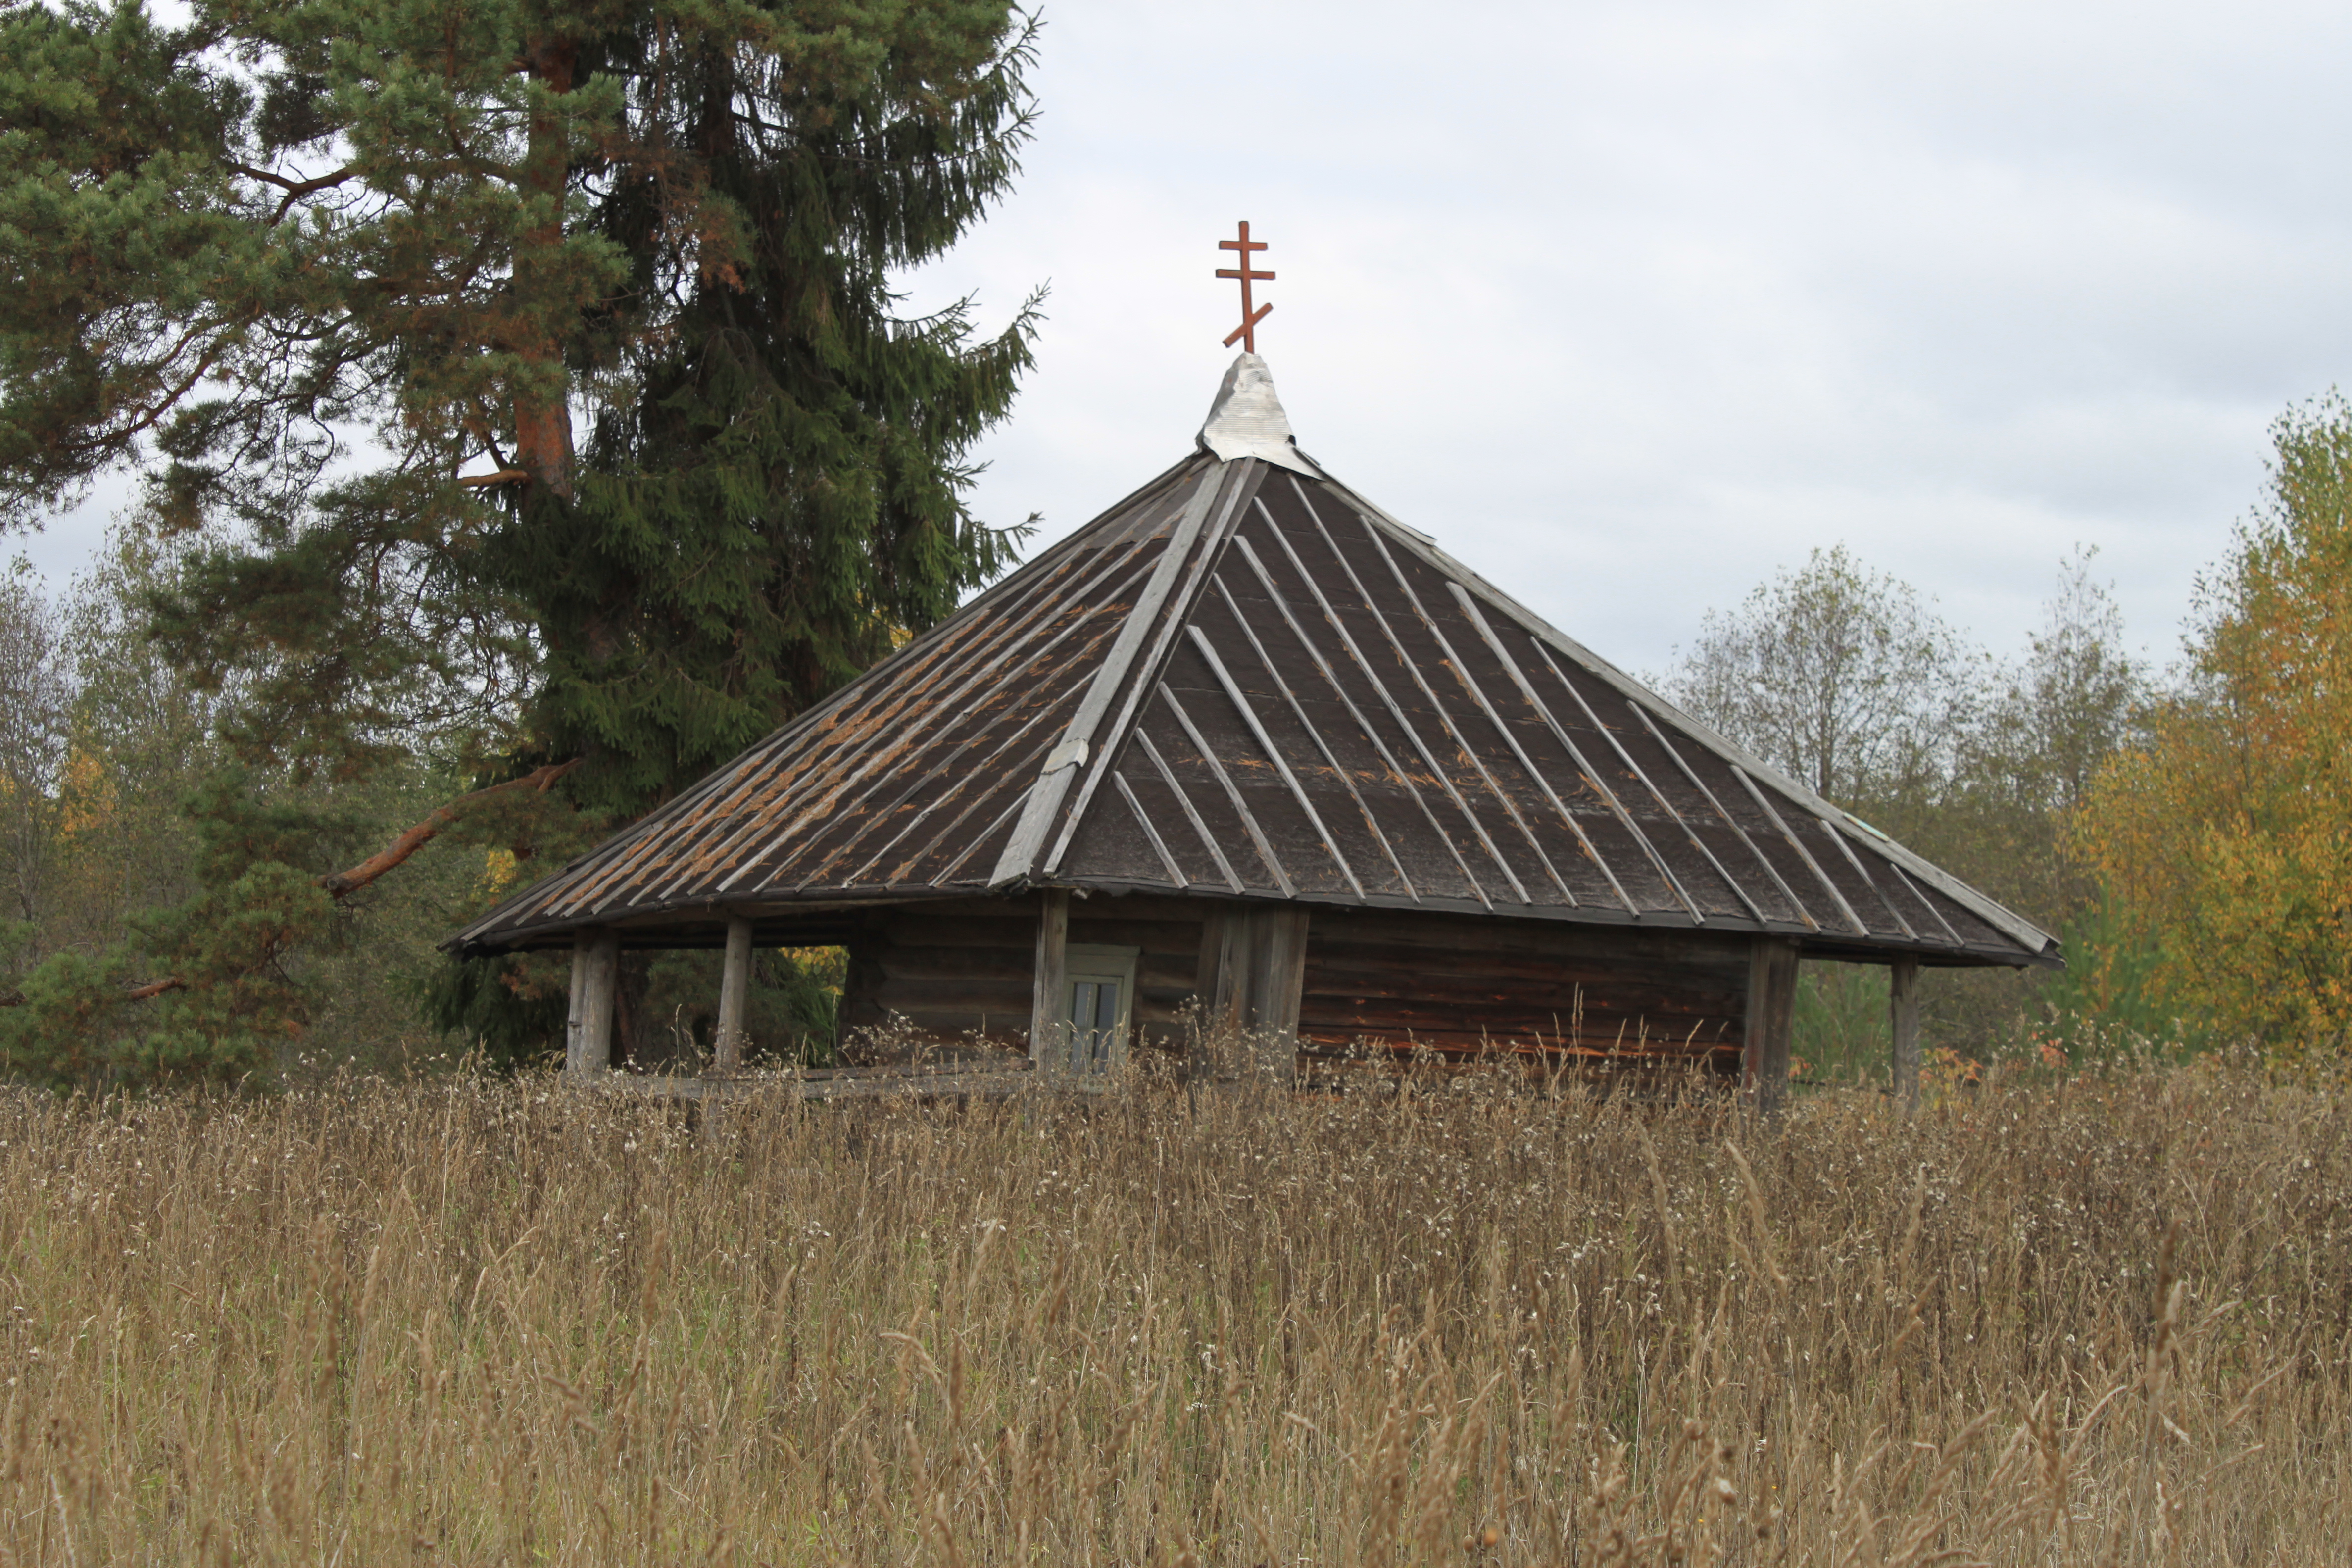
[714,915,754,1073]
[1028,889,1071,1072]
[565,932,590,1074]
[570,928,620,1081]
[1742,937,1799,1117]
[1889,956,1922,1113]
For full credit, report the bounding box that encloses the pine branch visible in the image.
[317,759,581,897]
[0,762,580,1011]
[229,162,359,225]
[0,976,184,1008]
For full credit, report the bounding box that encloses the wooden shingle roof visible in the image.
[452,357,2057,968]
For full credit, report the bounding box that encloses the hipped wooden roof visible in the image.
[452,357,2057,968]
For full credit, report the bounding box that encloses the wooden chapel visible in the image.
[447,345,2058,1105]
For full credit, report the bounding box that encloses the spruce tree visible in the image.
[0,0,1040,1080]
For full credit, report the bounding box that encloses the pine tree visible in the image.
[0,0,1040,1080]
[1,0,1038,796]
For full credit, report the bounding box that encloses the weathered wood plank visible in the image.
[1197,902,1311,1083]
[565,934,589,1074]
[1743,938,1800,1116]
[1890,956,1921,1112]
[714,915,752,1072]
[571,929,620,1080]
[1028,889,1070,1070]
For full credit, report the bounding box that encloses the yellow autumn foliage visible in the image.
[2076,398,2352,1052]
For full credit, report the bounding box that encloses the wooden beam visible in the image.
[1028,889,1071,1072]
[572,929,620,1080]
[715,915,753,1073]
[1889,956,1921,1113]
[1743,937,1799,1118]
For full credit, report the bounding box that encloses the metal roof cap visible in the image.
[1198,353,1320,475]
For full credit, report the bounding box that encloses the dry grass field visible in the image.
[0,1053,2346,1566]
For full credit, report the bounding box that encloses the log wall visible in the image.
[837,894,1206,1062]
[1296,907,1749,1072]
[836,895,1754,1074]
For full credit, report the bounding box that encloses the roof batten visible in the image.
[1342,511,1594,910]
[601,507,1152,903]
[1183,622,1367,899]
[1733,767,1870,936]
[1208,569,1419,900]
[1617,694,1818,931]
[1440,582,1691,918]
[1820,817,1920,942]
[1480,605,1743,923]
[1035,462,1266,880]
[1156,684,1297,897]
[1132,727,1245,891]
[789,549,1172,889]
[1111,772,1190,887]
[1282,481,1537,904]
[1242,517,1494,907]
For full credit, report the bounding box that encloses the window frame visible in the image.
[1062,943,1141,1074]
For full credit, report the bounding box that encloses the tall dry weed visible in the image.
[0,1053,2343,1565]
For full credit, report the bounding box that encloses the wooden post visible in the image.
[565,932,590,1074]
[1889,956,1922,1113]
[570,928,620,1081]
[1200,909,1246,1038]
[714,914,753,1074]
[1194,903,1310,1089]
[1248,908,1309,1082]
[1029,889,1071,1073]
[1742,937,1799,1118]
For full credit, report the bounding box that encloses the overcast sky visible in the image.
[894,0,2352,679]
[23,1,2351,682]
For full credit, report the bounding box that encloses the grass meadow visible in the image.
[0,1053,2345,1566]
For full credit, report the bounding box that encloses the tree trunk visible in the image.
[513,34,578,500]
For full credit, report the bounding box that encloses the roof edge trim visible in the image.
[989,459,1241,886]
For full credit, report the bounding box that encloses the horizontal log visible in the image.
[1306,930,1744,975]
[1300,1030,1737,1059]
[1301,987,1738,1021]
[1300,985,1739,1021]
[874,916,1039,950]
[1305,937,1743,980]
[1067,892,1217,923]
[1065,918,1207,953]
[865,976,1034,1011]
[859,945,1035,983]
[1308,964,1750,1011]
[1308,902,1750,949]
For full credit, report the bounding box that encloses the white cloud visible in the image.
[28,1,2343,683]
[902,0,2352,674]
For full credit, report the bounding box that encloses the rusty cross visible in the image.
[1217,220,1274,351]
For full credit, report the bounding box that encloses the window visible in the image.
[1062,944,1139,1074]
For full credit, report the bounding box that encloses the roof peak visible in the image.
[1198,353,1319,475]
